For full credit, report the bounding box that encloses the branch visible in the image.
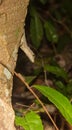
[14,71,59,130]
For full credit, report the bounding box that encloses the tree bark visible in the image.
[0,0,29,129]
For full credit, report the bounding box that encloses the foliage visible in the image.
[28,0,72,49]
[44,21,58,43]
[44,64,68,80]
[15,111,43,130]
[15,0,72,129]
[34,85,72,125]
[30,6,43,48]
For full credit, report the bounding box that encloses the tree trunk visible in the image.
[0,0,29,129]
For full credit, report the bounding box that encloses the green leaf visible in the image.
[54,11,62,21]
[34,85,72,125]
[57,34,72,53]
[30,13,43,48]
[44,21,58,43]
[67,80,72,94]
[15,111,43,130]
[55,81,67,96]
[39,0,47,4]
[29,5,37,17]
[55,81,65,89]
[25,76,36,84]
[62,0,72,16]
[44,65,68,80]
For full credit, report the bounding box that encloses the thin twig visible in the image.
[48,11,72,37]
[14,71,59,130]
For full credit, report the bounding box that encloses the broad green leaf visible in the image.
[15,111,43,130]
[44,65,68,80]
[30,14,43,48]
[34,85,72,125]
[44,21,58,43]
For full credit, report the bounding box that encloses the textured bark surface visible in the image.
[0,0,29,129]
